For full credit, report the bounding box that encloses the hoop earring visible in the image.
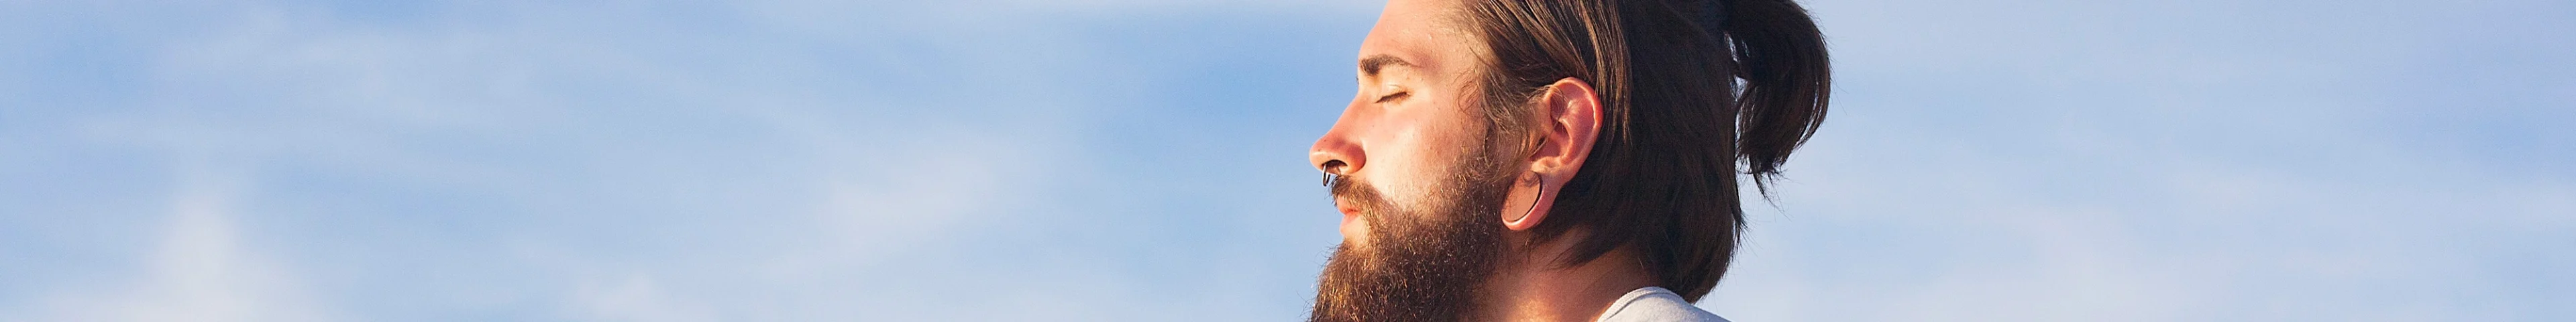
[1507,178,1544,225]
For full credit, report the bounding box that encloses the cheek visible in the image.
[1362,107,1482,210]
[1363,126,1448,211]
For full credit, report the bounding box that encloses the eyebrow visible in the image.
[1358,54,1415,79]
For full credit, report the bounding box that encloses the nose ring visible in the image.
[1322,172,1341,188]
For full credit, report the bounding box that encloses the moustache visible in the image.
[1326,173,1385,213]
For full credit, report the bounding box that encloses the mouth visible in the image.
[1334,197,1362,225]
[1325,176,1371,242]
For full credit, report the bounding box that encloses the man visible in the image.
[1305,0,1829,321]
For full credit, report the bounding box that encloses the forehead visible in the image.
[1358,0,1472,77]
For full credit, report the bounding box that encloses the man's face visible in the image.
[1307,0,1518,321]
[1313,0,1492,248]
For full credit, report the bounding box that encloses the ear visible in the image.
[1504,78,1603,231]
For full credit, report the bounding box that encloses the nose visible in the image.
[1309,135,1362,180]
[1309,113,1366,181]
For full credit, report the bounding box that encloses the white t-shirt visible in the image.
[1593,286,1731,322]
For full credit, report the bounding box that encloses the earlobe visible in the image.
[1503,171,1551,231]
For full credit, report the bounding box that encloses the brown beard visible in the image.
[1309,143,1517,322]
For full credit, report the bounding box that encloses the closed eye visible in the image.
[1374,92,1410,103]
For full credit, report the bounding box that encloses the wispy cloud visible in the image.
[566,272,715,322]
[11,164,328,322]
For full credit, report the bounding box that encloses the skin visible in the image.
[1307,0,1652,320]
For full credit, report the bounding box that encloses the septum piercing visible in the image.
[1322,172,1341,188]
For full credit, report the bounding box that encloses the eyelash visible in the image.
[1374,92,1410,103]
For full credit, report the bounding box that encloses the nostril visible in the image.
[1319,160,1348,187]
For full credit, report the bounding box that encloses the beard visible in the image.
[1309,142,1519,322]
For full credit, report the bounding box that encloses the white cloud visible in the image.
[10,166,329,322]
[567,273,716,322]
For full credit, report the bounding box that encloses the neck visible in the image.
[1481,237,1658,322]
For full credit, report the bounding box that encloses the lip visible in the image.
[1334,198,1362,227]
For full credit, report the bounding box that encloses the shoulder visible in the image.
[1593,287,1731,322]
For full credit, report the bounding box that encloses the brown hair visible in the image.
[1461,0,1829,301]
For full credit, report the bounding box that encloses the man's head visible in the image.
[1307,0,1829,320]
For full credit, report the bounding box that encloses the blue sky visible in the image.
[1,0,2567,321]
